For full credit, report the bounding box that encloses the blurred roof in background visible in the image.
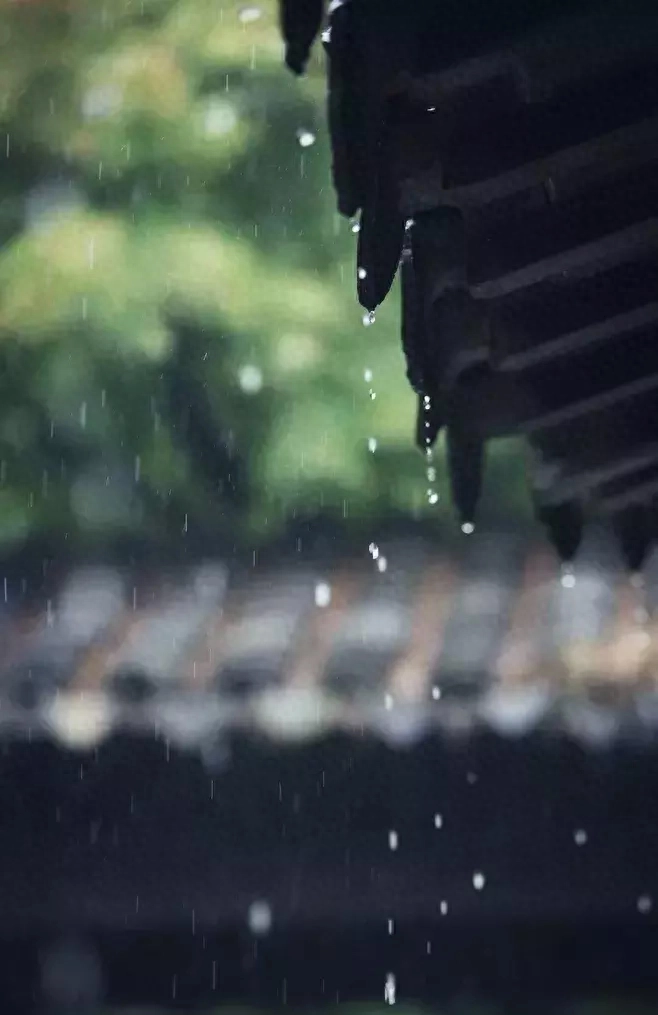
[5,529,658,751]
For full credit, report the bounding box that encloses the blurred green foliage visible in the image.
[0,0,528,555]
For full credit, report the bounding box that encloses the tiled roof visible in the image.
[282,0,658,565]
[4,532,658,749]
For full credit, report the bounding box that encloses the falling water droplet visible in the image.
[385,693,394,710]
[369,542,380,560]
[362,310,376,327]
[431,685,441,700]
[473,872,486,891]
[388,830,398,851]
[428,492,439,505]
[296,128,316,148]
[440,900,448,915]
[238,5,262,23]
[368,437,378,453]
[248,900,272,935]
[384,972,396,1005]
[434,813,443,829]
[560,564,576,589]
[351,219,360,234]
[314,582,331,608]
[377,556,388,573]
[638,895,653,914]
[574,829,588,847]
[388,918,395,935]
[238,364,263,394]
[461,521,475,535]
[358,267,367,280]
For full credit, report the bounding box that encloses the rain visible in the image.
[1,0,658,1012]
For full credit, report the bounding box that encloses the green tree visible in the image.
[0,0,528,556]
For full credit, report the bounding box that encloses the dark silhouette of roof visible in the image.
[279,0,658,569]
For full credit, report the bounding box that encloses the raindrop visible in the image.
[427,467,437,483]
[321,27,332,44]
[461,521,475,535]
[574,829,588,847]
[362,310,376,327]
[296,128,316,148]
[314,582,332,608]
[385,693,394,710]
[472,871,486,891]
[368,437,378,453]
[427,106,437,112]
[79,402,87,429]
[248,900,272,935]
[358,267,367,280]
[238,364,263,394]
[428,492,439,505]
[388,918,395,935]
[134,456,141,483]
[369,390,377,400]
[560,565,576,589]
[238,5,262,23]
[440,900,448,915]
[388,829,399,851]
[368,542,380,560]
[431,685,441,700]
[434,813,443,829]
[204,98,238,137]
[351,219,361,234]
[377,556,388,573]
[384,972,396,1005]
[364,369,373,383]
[83,85,122,121]
[638,895,653,914]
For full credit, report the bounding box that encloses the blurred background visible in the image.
[0,0,528,564]
[2,2,658,1014]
